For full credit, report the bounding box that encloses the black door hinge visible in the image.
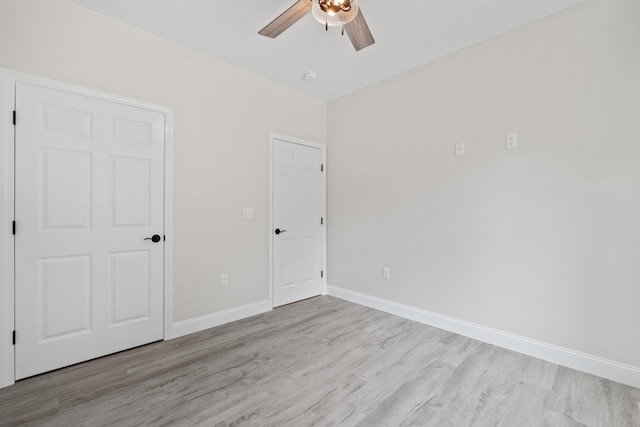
[321,164,324,172]
[12,221,15,235]
[12,110,16,126]
[321,270,324,278]
[12,331,15,345]
[320,217,323,225]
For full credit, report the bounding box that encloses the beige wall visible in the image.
[0,0,327,321]
[327,0,640,367]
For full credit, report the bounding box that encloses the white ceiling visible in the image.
[72,0,585,101]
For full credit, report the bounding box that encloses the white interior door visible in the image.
[14,82,165,379]
[272,138,324,307]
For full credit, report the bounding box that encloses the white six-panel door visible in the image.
[273,139,324,307]
[14,82,165,379]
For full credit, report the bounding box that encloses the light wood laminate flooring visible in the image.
[1,296,638,426]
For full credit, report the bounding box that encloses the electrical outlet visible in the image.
[506,133,518,149]
[220,273,228,286]
[455,143,465,156]
[243,207,253,218]
[383,267,390,279]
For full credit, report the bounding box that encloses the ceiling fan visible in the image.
[258,0,375,51]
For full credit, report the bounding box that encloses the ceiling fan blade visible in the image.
[345,8,375,51]
[258,0,313,38]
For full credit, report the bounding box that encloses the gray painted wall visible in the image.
[327,0,640,367]
[0,0,327,322]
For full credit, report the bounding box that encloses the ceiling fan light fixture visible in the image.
[312,0,359,27]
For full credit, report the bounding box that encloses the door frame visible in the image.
[268,132,327,308]
[0,68,174,389]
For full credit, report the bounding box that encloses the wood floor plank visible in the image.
[354,361,455,427]
[548,366,640,426]
[1,296,638,427]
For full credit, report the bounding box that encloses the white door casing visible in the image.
[271,135,326,307]
[14,82,166,379]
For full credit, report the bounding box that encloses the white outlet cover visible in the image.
[455,142,465,156]
[243,207,253,218]
[506,133,518,149]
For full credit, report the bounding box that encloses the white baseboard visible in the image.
[328,285,640,389]
[170,300,271,339]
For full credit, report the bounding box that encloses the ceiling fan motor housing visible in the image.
[319,0,352,15]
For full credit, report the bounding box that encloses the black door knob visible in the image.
[144,234,162,243]
[274,228,287,235]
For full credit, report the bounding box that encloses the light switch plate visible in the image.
[455,143,465,156]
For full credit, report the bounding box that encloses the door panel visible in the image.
[273,139,323,307]
[110,250,151,325]
[15,82,165,379]
[41,149,92,230]
[40,255,92,341]
[41,104,92,137]
[301,236,317,281]
[112,156,151,227]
